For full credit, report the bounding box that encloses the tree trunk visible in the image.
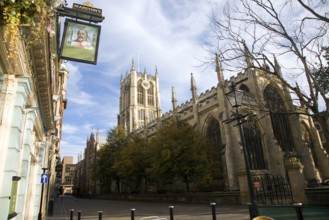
[184,176,190,192]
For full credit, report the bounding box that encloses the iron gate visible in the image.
[253,174,293,205]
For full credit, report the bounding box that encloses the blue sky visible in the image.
[58,0,328,162]
[59,0,224,162]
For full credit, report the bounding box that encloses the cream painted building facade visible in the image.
[0,2,68,219]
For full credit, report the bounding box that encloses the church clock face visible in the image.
[142,80,150,89]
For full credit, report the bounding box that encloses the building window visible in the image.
[239,84,250,93]
[125,111,130,130]
[137,81,144,104]
[138,109,145,128]
[239,84,254,100]
[138,109,145,120]
[206,118,224,178]
[149,111,155,122]
[147,83,154,106]
[243,117,266,170]
[124,85,130,108]
[264,85,294,152]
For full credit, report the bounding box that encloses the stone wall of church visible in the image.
[122,58,329,204]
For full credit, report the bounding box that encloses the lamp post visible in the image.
[38,168,48,220]
[225,82,259,219]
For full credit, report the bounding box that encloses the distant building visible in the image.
[60,157,75,195]
[61,157,75,184]
[75,130,106,195]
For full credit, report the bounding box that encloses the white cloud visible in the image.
[62,123,78,134]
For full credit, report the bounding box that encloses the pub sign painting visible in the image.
[60,19,101,64]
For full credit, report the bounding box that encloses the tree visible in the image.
[295,0,329,23]
[313,47,329,94]
[112,134,149,193]
[92,125,127,193]
[209,0,329,146]
[147,120,217,192]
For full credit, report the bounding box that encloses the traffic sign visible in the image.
[41,174,48,184]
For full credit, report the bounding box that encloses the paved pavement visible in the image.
[46,195,250,220]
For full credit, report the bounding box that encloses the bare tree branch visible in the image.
[296,0,329,23]
[208,0,329,144]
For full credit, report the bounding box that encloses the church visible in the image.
[117,47,329,204]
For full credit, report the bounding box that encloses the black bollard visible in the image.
[98,211,103,220]
[293,203,304,220]
[169,206,174,220]
[131,208,135,220]
[78,210,81,220]
[210,203,216,220]
[70,209,74,220]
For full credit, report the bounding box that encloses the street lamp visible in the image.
[225,82,259,219]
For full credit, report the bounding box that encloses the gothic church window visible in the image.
[138,109,145,127]
[239,84,249,93]
[137,81,144,104]
[264,85,294,152]
[124,85,130,107]
[206,118,224,176]
[239,84,254,100]
[149,111,155,122]
[148,83,154,106]
[243,117,267,170]
[125,112,129,130]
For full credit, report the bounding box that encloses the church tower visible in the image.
[118,60,162,133]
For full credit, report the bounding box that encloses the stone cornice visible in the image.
[31,30,54,131]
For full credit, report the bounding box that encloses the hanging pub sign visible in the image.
[56,3,105,23]
[60,19,101,65]
[72,3,102,16]
[57,2,104,64]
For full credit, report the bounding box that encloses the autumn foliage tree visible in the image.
[92,125,127,193]
[147,120,217,192]
[112,134,149,193]
[93,120,218,193]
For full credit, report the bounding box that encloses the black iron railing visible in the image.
[254,174,293,205]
